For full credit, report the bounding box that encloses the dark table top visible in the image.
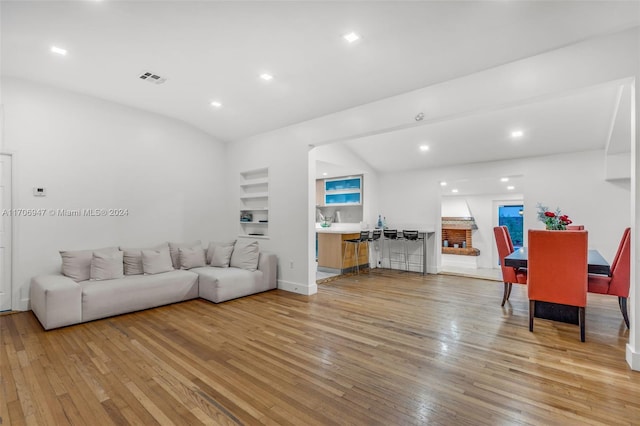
[504,248,610,276]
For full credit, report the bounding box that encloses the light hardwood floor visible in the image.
[1,270,638,425]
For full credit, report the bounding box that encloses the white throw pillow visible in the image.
[229,240,260,272]
[168,241,201,269]
[179,247,206,269]
[90,251,124,281]
[141,248,174,275]
[210,242,235,268]
[60,246,119,282]
[206,240,236,264]
[121,242,169,275]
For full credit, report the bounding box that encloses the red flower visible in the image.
[559,215,572,224]
[544,211,556,218]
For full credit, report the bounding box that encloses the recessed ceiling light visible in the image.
[343,32,361,43]
[451,189,459,193]
[507,185,515,190]
[419,145,429,152]
[50,46,67,56]
[440,181,447,187]
[511,130,524,138]
[210,101,222,108]
[500,177,509,182]
[260,73,274,81]
[322,172,328,176]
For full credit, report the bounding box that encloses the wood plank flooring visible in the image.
[1,270,638,425]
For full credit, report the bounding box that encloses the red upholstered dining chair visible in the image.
[588,227,631,328]
[528,230,588,342]
[493,226,527,306]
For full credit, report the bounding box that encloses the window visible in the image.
[498,205,524,249]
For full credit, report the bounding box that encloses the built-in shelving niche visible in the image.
[239,167,269,239]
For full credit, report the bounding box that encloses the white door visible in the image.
[0,154,12,311]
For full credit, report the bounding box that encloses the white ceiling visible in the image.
[2,0,639,145]
[316,160,364,181]
[342,81,626,173]
[440,175,525,198]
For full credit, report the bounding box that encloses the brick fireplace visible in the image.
[441,217,480,256]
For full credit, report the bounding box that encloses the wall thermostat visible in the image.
[33,187,46,197]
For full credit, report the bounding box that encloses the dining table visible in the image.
[504,248,610,275]
[503,247,610,324]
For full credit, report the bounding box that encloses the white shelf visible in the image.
[240,167,269,238]
[238,234,270,240]
[325,188,359,195]
[240,177,268,187]
[240,168,268,180]
[240,192,268,199]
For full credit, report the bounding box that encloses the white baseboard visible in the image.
[441,254,478,269]
[626,343,640,371]
[278,280,317,296]
[12,298,29,312]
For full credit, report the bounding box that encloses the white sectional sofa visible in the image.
[30,239,277,330]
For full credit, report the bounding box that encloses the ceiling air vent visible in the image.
[138,71,166,85]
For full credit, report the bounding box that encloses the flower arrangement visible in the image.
[536,202,572,230]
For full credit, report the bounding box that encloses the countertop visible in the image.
[315,224,436,234]
[315,223,363,234]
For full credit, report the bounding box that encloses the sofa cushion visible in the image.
[179,247,206,269]
[230,240,260,271]
[80,270,198,322]
[206,240,236,264]
[142,248,174,275]
[90,251,124,280]
[60,246,119,282]
[121,242,168,275]
[192,266,265,303]
[209,242,235,268]
[169,241,201,269]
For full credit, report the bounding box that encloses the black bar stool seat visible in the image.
[402,230,424,272]
[343,230,370,275]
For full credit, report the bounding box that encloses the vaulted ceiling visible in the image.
[2,0,639,150]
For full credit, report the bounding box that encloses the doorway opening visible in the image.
[1,153,13,312]
[498,204,524,249]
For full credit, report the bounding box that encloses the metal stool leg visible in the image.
[404,240,410,271]
[341,241,348,274]
[341,240,360,275]
[354,241,360,275]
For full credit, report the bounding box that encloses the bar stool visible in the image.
[383,229,405,270]
[402,230,423,273]
[343,231,370,275]
[367,229,382,272]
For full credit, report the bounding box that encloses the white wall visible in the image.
[225,127,313,294]
[441,198,472,217]
[630,78,640,370]
[379,150,630,272]
[1,78,228,310]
